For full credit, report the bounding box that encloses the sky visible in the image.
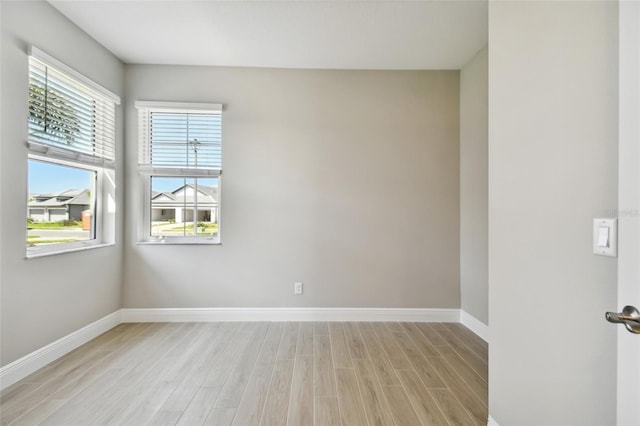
[28,159,93,194]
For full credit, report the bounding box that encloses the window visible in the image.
[136,102,222,244]
[28,160,96,246]
[26,47,120,257]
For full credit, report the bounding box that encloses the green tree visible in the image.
[28,81,81,145]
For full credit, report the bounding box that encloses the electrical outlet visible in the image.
[294,282,303,295]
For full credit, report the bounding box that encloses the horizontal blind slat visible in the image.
[138,107,222,171]
[28,55,116,164]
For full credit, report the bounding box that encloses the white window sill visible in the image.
[137,239,221,246]
[26,242,115,259]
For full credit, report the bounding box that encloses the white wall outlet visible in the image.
[294,282,303,295]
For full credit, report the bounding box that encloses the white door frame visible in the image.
[616,1,639,424]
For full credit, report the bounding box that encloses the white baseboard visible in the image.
[120,307,461,323]
[0,310,121,391]
[487,415,500,426]
[460,310,489,343]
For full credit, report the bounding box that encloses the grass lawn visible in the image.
[153,222,219,236]
[27,239,81,245]
[28,221,82,229]
[167,223,218,232]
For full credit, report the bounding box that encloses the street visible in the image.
[27,228,90,240]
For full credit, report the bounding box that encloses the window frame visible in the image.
[26,154,114,257]
[140,174,222,245]
[136,101,223,245]
[25,47,119,258]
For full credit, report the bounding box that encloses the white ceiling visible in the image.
[49,0,487,70]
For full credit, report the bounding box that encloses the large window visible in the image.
[26,47,119,257]
[137,102,222,244]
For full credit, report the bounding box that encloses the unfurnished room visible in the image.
[0,1,638,425]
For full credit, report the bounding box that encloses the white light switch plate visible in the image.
[593,218,617,257]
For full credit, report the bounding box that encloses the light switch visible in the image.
[593,218,617,257]
[597,227,609,247]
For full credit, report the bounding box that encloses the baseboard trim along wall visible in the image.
[487,415,500,426]
[1,307,480,391]
[0,310,121,391]
[120,307,461,323]
[460,310,489,342]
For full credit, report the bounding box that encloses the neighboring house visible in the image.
[28,189,90,222]
[151,184,218,224]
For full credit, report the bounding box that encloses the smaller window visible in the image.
[150,177,219,239]
[137,102,222,244]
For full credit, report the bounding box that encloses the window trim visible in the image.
[25,47,118,258]
[26,155,114,257]
[139,174,222,245]
[29,46,120,105]
[136,101,223,245]
[28,51,118,169]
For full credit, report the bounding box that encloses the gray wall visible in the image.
[0,1,124,366]
[460,46,488,325]
[617,2,640,423]
[488,1,618,424]
[123,66,460,309]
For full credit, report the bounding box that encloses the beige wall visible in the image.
[123,66,460,309]
[0,1,124,366]
[460,46,488,325]
[488,1,618,424]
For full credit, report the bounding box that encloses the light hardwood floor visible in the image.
[0,322,488,426]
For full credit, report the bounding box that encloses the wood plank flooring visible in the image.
[0,322,488,426]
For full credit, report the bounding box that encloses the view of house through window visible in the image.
[27,159,96,247]
[150,176,219,238]
[26,50,118,256]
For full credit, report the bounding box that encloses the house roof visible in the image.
[151,184,218,206]
[195,185,217,199]
[152,191,177,201]
[28,189,91,208]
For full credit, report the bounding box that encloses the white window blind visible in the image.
[27,50,118,168]
[137,101,222,176]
